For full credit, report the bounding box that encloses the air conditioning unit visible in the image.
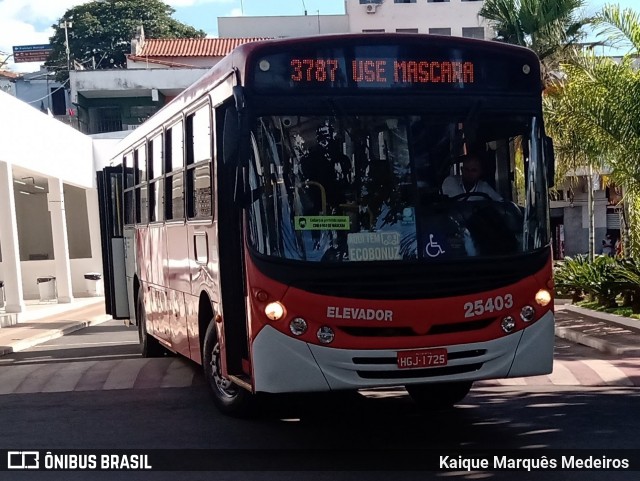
[366,4,378,14]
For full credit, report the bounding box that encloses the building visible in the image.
[69,28,265,135]
[550,171,623,259]
[348,0,488,38]
[0,90,105,314]
[0,70,18,96]
[218,0,488,39]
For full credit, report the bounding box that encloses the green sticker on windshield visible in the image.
[295,216,350,230]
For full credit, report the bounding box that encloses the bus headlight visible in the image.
[520,305,535,322]
[501,316,516,333]
[265,302,285,321]
[289,318,308,336]
[317,326,335,344]
[535,289,552,307]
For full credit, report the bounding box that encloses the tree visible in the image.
[544,6,640,257]
[45,0,205,81]
[478,0,590,84]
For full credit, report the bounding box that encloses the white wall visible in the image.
[0,91,94,188]
[70,68,209,105]
[218,14,350,38]
[346,0,488,38]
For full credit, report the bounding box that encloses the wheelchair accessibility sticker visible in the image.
[425,234,446,257]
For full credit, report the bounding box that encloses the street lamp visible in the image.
[59,19,73,72]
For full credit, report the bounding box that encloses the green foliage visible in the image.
[478,0,590,83]
[544,5,640,258]
[45,0,205,81]
[554,254,592,301]
[555,255,640,310]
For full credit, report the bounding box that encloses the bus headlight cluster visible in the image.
[317,326,335,344]
[520,305,535,322]
[501,316,516,333]
[289,317,308,336]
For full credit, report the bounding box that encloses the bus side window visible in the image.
[135,143,149,225]
[165,120,185,221]
[123,152,135,226]
[186,105,214,220]
[149,133,164,223]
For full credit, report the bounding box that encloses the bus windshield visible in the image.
[247,112,549,263]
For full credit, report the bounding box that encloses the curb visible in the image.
[0,314,112,357]
[555,304,640,356]
[554,326,639,356]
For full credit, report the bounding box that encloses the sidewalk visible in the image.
[554,300,640,356]
[0,297,112,356]
[0,296,638,358]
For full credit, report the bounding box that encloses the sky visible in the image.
[0,0,637,73]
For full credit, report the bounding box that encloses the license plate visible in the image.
[397,348,448,369]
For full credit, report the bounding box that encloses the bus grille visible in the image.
[352,349,486,365]
[338,318,494,337]
[356,363,483,379]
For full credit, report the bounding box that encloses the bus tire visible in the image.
[405,381,473,410]
[137,289,166,358]
[202,321,254,417]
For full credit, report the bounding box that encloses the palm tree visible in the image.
[479,0,590,84]
[545,5,640,257]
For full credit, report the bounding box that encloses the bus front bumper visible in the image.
[251,310,554,393]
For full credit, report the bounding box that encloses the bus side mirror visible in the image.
[222,106,240,166]
[544,135,555,188]
[222,105,249,205]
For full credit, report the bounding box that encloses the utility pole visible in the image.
[60,19,73,72]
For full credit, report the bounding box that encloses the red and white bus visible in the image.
[98,33,555,416]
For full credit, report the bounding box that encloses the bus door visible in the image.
[97,167,130,320]
[217,103,250,379]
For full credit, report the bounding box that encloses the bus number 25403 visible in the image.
[463,294,513,318]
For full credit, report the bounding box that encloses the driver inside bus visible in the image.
[441,154,502,201]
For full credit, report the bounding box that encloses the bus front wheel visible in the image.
[405,381,473,410]
[202,322,254,417]
[136,289,166,358]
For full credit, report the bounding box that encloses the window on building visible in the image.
[130,105,158,124]
[462,27,485,39]
[50,87,66,116]
[427,0,450,3]
[394,0,416,3]
[429,27,451,36]
[359,0,381,3]
[396,28,419,33]
[91,106,122,134]
[362,29,386,33]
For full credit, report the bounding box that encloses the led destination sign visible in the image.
[291,58,475,85]
[251,41,540,94]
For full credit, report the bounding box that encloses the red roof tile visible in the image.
[139,37,269,58]
[0,69,21,79]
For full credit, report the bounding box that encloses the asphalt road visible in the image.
[0,319,638,481]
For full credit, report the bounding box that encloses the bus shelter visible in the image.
[0,91,104,315]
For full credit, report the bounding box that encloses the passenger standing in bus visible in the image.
[442,154,502,201]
